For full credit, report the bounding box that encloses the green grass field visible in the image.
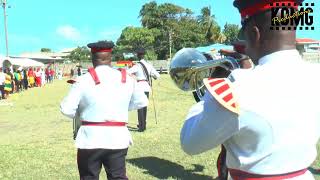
[0,74,319,180]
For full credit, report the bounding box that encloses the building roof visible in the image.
[20,52,67,58]
[296,38,320,44]
[59,47,77,53]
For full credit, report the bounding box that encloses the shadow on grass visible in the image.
[308,167,320,175]
[128,156,216,180]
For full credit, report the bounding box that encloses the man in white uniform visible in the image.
[60,41,148,180]
[127,48,160,132]
[180,0,320,179]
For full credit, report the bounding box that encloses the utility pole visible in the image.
[169,30,173,60]
[2,0,8,57]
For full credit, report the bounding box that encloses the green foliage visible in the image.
[67,46,91,63]
[135,2,224,59]
[139,1,161,29]
[198,6,221,43]
[117,27,160,51]
[40,48,52,52]
[115,27,160,61]
[145,49,157,61]
[223,23,240,45]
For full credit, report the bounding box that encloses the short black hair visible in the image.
[87,40,114,50]
[135,48,145,55]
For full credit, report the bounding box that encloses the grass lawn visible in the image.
[0,74,319,180]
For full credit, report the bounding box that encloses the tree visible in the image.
[139,1,161,29]
[138,2,210,59]
[198,6,221,44]
[136,2,226,59]
[223,23,240,44]
[67,46,91,63]
[40,48,52,52]
[116,27,160,60]
[117,27,159,50]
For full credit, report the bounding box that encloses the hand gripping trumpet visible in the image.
[169,48,240,100]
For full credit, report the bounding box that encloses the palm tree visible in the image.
[199,6,221,43]
[139,1,159,28]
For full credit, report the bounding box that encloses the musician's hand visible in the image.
[219,49,248,60]
[219,49,253,69]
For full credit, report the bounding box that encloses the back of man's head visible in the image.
[136,48,145,60]
[87,40,115,67]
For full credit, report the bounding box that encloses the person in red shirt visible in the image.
[45,68,50,83]
[49,68,55,83]
[35,68,42,87]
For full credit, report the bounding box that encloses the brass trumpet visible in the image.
[169,48,240,100]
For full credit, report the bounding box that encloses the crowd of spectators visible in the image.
[0,66,60,100]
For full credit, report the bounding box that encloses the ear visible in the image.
[252,26,261,44]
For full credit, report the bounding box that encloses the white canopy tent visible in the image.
[1,56,45,69]
[9,57,45,67]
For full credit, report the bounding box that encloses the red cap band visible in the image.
[241,0,299,18]
[91,48,112,53]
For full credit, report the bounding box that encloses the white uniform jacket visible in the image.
[0,71,5,85]
[181,50,320,179]
[127,59,160,92]
[60,65,148,149]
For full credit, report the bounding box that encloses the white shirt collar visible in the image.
[258,49,302,65]
[95,65,112,70]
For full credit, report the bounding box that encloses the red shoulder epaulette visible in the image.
[203,78,239,114]
[88,67,100,85]
[88,67,127,85]
[119,68,126,83]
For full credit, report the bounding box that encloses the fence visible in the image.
[147,60,170,74]
[302,52,320,63]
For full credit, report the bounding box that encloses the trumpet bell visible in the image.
[169,48,240,95]
[169,48,210,91]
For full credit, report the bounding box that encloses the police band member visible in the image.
[127,48,160,132]
[60,40,148,180]
[180,0,320,180]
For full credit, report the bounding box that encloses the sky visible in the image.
[0,0,319,56]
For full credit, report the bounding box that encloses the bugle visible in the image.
[169,48,240,100]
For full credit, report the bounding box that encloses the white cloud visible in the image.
[56,25,81,41]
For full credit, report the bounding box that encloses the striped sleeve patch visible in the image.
[203,78,239,114]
